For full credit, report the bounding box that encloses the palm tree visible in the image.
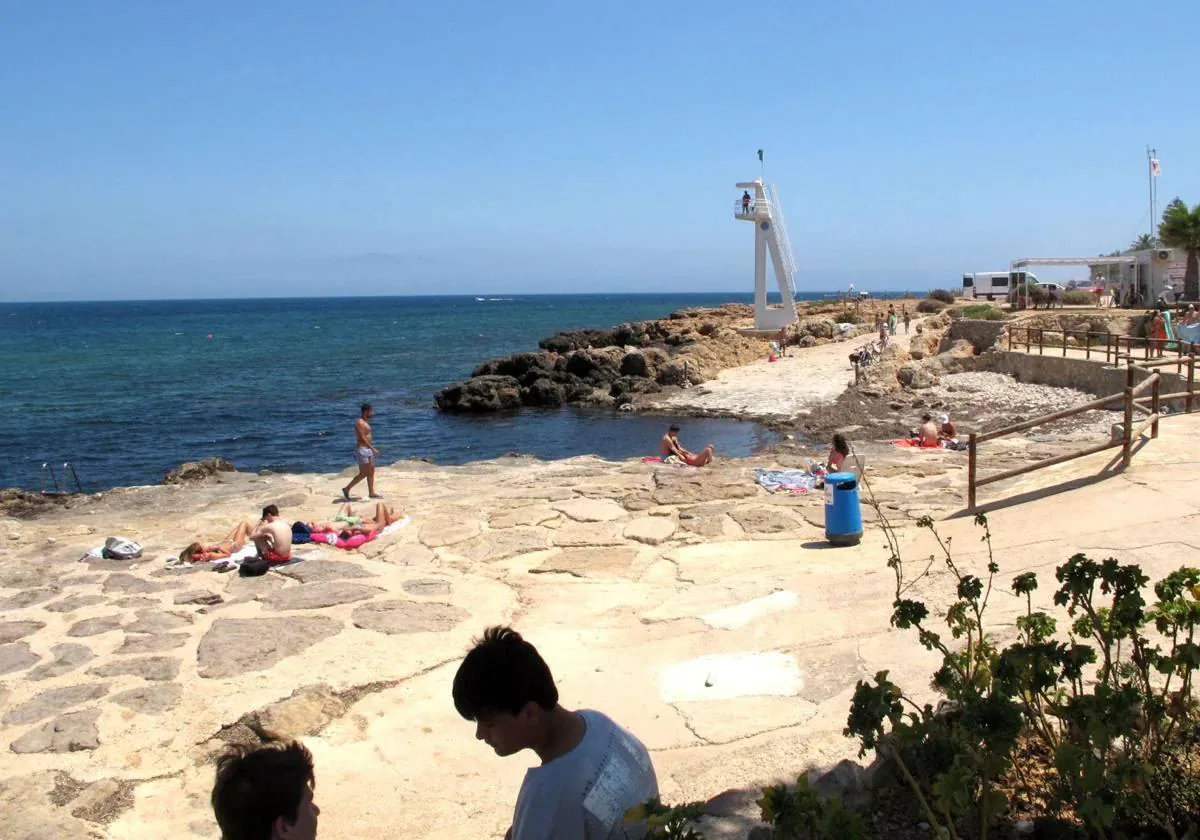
[1128,233,1156,252]
[1158,199,1200,300]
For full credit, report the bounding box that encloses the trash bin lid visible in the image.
[826,472,857,483]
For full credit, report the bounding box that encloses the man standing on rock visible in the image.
[343,403,381,500]
[453,626,659,840]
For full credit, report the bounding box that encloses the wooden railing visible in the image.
[966,345,1197,510]
[1006,326,1197,365]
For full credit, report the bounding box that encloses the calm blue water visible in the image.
[0,293,889,491]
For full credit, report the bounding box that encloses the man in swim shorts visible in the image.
[660,424,715,466]
[251,504,293,564]
[342,403,381,500]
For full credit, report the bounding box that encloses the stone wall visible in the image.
[943,319,1006,354]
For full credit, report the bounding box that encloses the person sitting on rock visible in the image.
[938,413,957,443]
[251,504,293,564]
[826,433,850,472]
[917,413,940,447]
[178,520,256,563]
[660,424,715,466]
[452,626,659,840]
[212,738,320,840]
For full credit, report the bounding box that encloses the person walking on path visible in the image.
[902,308,911,334]
[342,403,382,500]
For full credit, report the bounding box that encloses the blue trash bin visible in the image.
[824,471,863,546]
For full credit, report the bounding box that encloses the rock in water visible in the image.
[434,375,522,413]
[197,617,342,678]
[163,457,235,485]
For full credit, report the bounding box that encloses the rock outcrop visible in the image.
[435,306,768,412]
[163,458,236,485]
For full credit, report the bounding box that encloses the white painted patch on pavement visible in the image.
[659,651,803,702]
[702,590,799,630]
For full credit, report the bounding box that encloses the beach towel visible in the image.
[754,468,818,495]
[893,438,942,450]
[312,515,412,550]
[640,455,692,468]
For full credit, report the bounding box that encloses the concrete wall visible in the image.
[945,319,1007,353]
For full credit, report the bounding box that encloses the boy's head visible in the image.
[452,626,559,757]
[668,424,680,436]
[360,403,373,418]
[211,740,318,840]
[262,504,280,520]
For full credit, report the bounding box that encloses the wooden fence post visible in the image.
[968,434,977,511]
[1189,352,1196,414]
[1038,329,1044,355]
[1126,359,1135,390]
[1122,386,1134,468]
[1152,375,1160,439]
[1062,330,1068,357]
[1007,329,1012,352]
[1085,331,1091,360]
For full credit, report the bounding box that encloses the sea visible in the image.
[0,292,899,492]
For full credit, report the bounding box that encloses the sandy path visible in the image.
[651,319,925,420]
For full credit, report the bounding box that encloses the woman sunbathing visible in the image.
[178,520,255,563]
[309,503,406,541]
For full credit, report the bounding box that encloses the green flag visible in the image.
[757,149,764,162]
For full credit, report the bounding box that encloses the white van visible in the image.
[962,271,1038,301]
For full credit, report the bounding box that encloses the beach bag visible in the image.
[101,536,143,560]
[291,521,313,545]
[239,557,271,577]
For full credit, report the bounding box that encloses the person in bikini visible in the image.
[178,520,257,564]
[306,503,405,537]
[343,403,381,500]
[660,424,715,466]
[251,504,293,564]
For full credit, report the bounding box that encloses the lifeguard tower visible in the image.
[734,180,799,330]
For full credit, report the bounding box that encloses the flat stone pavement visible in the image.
[0,414,1197,840]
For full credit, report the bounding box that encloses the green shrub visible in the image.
[1061,289,1098,306]
[928,289,957,304]
[759,776,868,839]
[837,311,865,324]
[952,304,1006,321]
[916,298,947,314]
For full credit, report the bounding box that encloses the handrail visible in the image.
[733,198,771,218]
[967,354,1183,510]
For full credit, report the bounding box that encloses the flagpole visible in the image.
[1147,145,1157,240]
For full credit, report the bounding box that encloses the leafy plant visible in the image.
[758,775,867,840]
[929,289,958,304]
[952,304,1006,321]
[1061,290,1098,306]
[918,299,949,314]
[625,798,708,840]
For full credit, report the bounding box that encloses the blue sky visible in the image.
[2,0,1198,300]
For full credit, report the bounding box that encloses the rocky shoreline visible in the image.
[433,303,872,413]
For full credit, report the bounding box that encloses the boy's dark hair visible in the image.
[452,625,558,720]
[211,740,315,840]
[262,504,279,519]
[361,402,372,415]
[668,424,680,433]
[922,414,933,422]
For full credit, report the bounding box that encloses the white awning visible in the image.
[1011,256,1136,268]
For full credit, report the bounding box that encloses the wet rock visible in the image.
[0,642,40,675]
[3,684,110,726]
[262,582,383,612]
[28,644,95,681]
[623,517,677,545]
[0,586,62,610]
[532,547,640,578]
[253,684,346,737]
[401,579,452,597]
[66,615,123,638]
[552,498,626,522]
[109,684,182,717]
[197,617,342,678]
[163,457,235,485]
[88,656,180,682]
[123,609,193,633]
[471,350,556,381]
[275,559,376,583]
[0,619,46,643]
[522,377,566,407]
[45,593,107,613]
[729,507,802,534]
[173,589,223,606]
[11,709,101,754]
[101,573,161,595]
[116,632,189,654]
[351,600,468,635]
[434,375,522,413]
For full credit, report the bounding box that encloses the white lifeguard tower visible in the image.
[734,180,799,330]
